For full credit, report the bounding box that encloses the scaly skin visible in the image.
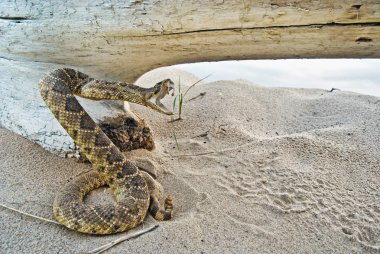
[39,68,173,234]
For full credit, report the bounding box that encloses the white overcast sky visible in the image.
[176,59,380,97]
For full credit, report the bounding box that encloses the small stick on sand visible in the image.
[170,139,256,157]
[328,88,341,92]
[87,224,159,254]
[187,92,206,102]
[1,203,159,254]
[0,203,59,225]
[173,151,216,157]
[191,131,209,138]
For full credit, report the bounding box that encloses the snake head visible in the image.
[146,79,175,115]
[157,78,175,96]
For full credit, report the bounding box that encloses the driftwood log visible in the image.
[0,1,379,153]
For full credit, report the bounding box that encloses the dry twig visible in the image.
[191,131,209,138]
[328,88,341,92]
[170,139,256,158]
[87,224,159,254]
[0,203,59,225]
[187,92,206,102]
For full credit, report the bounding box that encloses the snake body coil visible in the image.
[39,68,173,234]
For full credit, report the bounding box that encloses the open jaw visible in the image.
[146,100,173,115]
[147,85,175,115]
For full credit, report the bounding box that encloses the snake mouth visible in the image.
[168,86,175,96]
[147,88,175,115]
[148,100,174,115]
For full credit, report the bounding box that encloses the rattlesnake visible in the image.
[39,68,174,234]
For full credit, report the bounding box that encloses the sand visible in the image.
[1,69,379,253]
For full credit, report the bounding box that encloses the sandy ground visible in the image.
[1,70,380,253]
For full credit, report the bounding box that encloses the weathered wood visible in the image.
[1,0,379,81]
[0,0,379,152]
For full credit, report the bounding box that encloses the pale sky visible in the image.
[176,59,380,97]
